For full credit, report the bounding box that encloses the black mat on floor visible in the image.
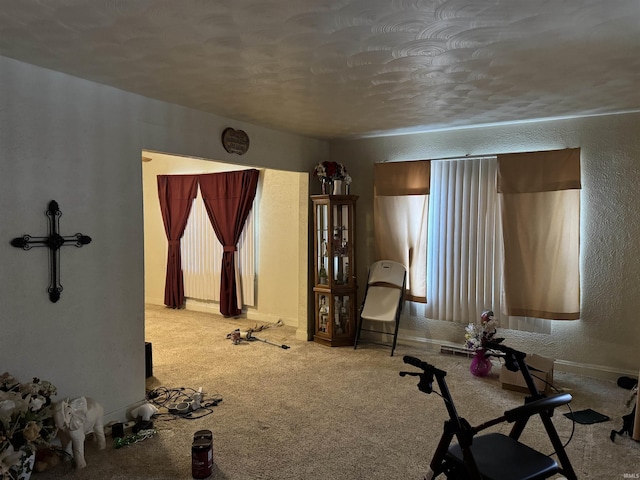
[564,408,610,424]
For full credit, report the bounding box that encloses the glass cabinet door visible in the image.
[316,203,329,285]
[312,194,358,347]
[331,202,352,287]
[314,198,355,289]
[315,292,355,339]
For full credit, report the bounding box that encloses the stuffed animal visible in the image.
[130,402,159,421]
[52,396,106,468]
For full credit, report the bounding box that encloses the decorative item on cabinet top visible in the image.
[313,161,352,195]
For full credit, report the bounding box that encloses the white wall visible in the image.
[142,152,308,336]
[0,55,326,421]
[331,112,640,378]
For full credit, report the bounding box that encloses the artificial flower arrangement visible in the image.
[313,161,348,181]
[0,373,58,478]
[464,310,504,352]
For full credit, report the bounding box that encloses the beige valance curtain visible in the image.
[375,161,431,196]
[498,148,581,320]
[374,161,430,302]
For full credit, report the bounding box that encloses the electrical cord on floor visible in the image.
[146,386,223,420]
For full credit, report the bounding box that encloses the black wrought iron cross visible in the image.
[11,200,92,303]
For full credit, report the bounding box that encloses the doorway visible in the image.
[141,150,309,338]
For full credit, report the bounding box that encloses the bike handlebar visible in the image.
[403,355,447,377]
[403,342,532,384]
[403,355,430,370]
[483,341,528,372]
[484,341,526,358]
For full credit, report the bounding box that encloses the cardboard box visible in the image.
[500,354,554,394]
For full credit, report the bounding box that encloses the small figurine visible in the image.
[130,402,159,421]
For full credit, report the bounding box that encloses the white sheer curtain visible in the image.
[420,157,548,333]
[181,187,255,307]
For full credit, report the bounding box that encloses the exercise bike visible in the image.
[400,342,577,480]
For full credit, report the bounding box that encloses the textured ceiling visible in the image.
[0,0,639,139]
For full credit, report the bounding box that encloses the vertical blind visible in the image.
[424,158,503,324]
[376,155,573,333]
[181,187,256,307]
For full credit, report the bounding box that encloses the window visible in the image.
[181,187,256,307]
[375,150,580,332]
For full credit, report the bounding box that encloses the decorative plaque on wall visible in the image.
[221,128,250,155]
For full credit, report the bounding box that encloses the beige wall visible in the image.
[254,168,309,337]
[142,152,308,337]
[331,112,640,379]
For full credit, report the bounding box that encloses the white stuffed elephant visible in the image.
[52,396,106,468]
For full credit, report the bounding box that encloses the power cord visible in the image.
[520,371,576,456]
[146,386,223,420]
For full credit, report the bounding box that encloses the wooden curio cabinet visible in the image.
[312,195,358,346]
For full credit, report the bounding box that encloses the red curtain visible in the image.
[198,169,259,316]
[157,174,199,308]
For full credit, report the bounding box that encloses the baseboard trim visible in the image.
[146,299,305,341]
[553,359,637,382]
[183,298,227,314]
[401,336,637,381]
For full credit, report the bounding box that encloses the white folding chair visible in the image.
[354,260,406,356]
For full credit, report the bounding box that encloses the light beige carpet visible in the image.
[35,305,639,479]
